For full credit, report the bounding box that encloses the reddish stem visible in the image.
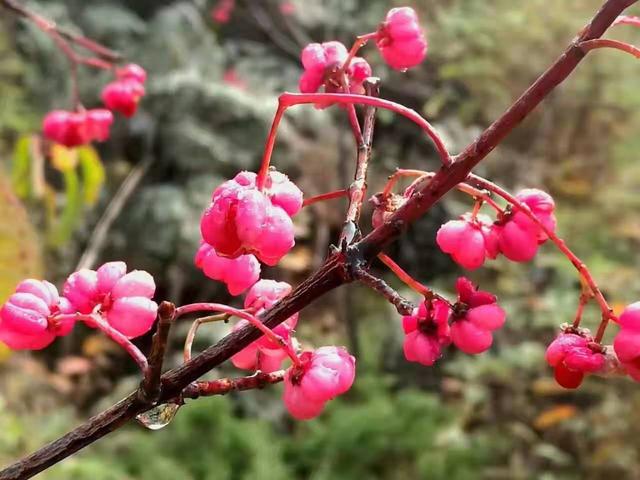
[303,189,349,207]
[341,32,378,73]
[377,253,430,297]
[183,370,285,399]
[579,38,640,58]
[572,293,592,328]
[279,92,452,165]
[613,14,640,27]
[175,303,301,367]
[467,174,615,341]
[256,101,287,190]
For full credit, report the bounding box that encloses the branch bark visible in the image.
[0,0,635,478]
[340,77,380,245]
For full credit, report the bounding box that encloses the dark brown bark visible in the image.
[0,0,635,478]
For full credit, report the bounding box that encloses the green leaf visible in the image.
[10,135,31,199]
[47,167,81,247]
[77,145,105,205]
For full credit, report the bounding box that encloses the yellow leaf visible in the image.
[533,404,577,430]
[77,145,105,205]
[0,171,43,303]
[0,343,12,363]
[50,144,78,171]
[0,171,43,350]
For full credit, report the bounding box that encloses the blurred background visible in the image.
[2,0,640,478]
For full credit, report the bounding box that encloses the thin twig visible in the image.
[76,154,153,270]
[244,0,301,59]
[573,293,592,328]
[351,267,415,315]
[1,0,121,62]
[340,77,380,245]
[183,313,231,363]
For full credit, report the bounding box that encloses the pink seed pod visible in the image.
[402,299,451,366]
[63,269,100,314]
[231,279,299,372]
[116,63,147,84]
[231,171,303,218]
[43,109,113,147]
[230,319,295,373]
[322,41,349,67]
[245,279,291,310]
[194,242,260,296]
[0,280,75,350]
[42,111,85,147]
[301,43,329,73]
[283,346,356,420]
[494,221,539,262]
[200,170,300,266]
[241,204,295,266]
[450,277,505,355]
[85,109,114,142]
[211,0,235,24]
[376,7,428,70]
[64,262,158,338]
[244,279,298,328]
[546,332,605,388]
[515,189,557,242]
[101,79,145,117]
[614,302,640,381]
[493,188,557,262]
[298,41,372,98]
[347,57,373,94]
[263,171,304,217]
[436,214,494,270]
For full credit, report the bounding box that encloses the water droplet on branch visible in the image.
[136,403,180,430]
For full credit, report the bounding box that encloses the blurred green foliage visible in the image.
[1,0,640,478]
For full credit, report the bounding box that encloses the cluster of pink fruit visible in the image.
[194,169,357,418]
[1,5,433,422]
[42,63,146,148]
[436,189,557,270]
[6,3,640,431]
[403,278,505,365]
[0,262,157,350]
[190,5,428,417]
[299,7,427,99]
